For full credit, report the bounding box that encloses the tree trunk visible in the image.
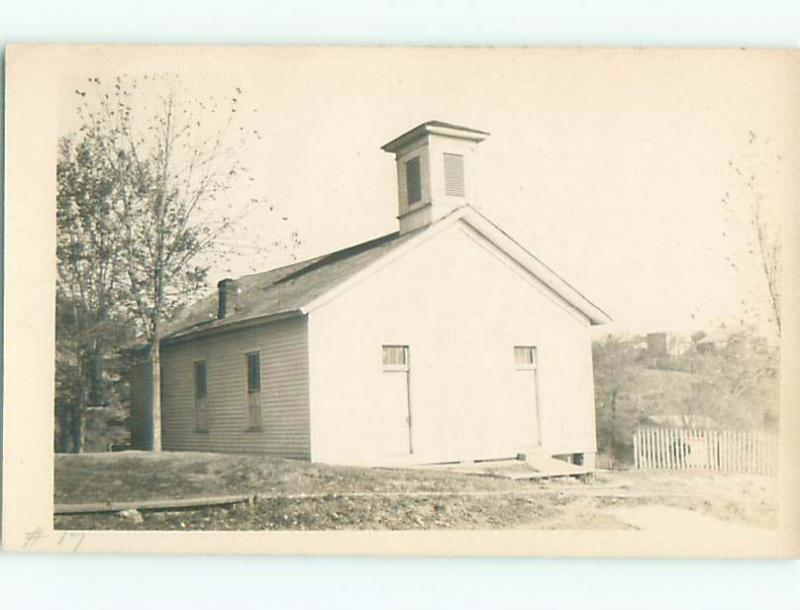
[149,107,169,453]
[56,404,71,453]
[609,388,618,468]
[70,402,84,454]
[70,350,86,454]
[149,338,162,451]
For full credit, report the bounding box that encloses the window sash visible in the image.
[514,346,537,368]
[193,361,209,431]
[195,397,209,431]
[245,352,262,430]
[246,352,261,393]
[247,392,262,430]
[405,157,422,204]
[194,361,207,398]
[382,345,408,368]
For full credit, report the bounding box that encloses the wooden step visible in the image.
[521,451,592,476]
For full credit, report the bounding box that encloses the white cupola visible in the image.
[381,121,489,235]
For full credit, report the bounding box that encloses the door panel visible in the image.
[377,371,411,456]
[509,370,539,448]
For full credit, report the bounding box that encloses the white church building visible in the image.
[130,121,610,467]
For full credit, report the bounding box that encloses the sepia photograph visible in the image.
[3,45,799,556]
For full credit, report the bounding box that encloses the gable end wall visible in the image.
[307,220,598,465]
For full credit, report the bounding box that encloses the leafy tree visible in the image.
[69,74,293,450]
[593,326,779,466]
[56,135,130,452]
[668,325,779,430]
[592,335,644,465]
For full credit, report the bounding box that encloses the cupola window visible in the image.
[405,156,422,205]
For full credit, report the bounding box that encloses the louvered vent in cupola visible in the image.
[443,153,465,197]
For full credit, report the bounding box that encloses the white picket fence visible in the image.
[633,427,778,475]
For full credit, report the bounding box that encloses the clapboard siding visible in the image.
[160,315,310,458]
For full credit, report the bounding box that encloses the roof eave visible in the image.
[381,122,490,153]
[299,205,610,326]
[161,309,305,346]
[459,208,612,326]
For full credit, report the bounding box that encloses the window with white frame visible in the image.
[382,345,409,370]
[514,346,537,369]
[194,361,209,432]
[245,351,262,430]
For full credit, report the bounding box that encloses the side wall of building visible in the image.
[308,220,597,465]
[156,315,311,458]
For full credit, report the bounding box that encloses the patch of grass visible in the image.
[54,451,544,506]
[54,451,778,531]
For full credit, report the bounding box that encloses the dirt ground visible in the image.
[54,451,778,531]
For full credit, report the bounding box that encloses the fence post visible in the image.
[723,430,729,472]
[737,430,743,473]
[651,428,656,470]
[666,428,672,470]
[649,428,655,470]
[671,428,677,470]
[657,428,663,470]
[742,431,747,473]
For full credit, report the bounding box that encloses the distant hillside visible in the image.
[592,330,779,464]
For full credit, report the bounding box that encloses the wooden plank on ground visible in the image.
[55,494,254,515]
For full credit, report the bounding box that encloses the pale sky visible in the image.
[59,48,798,338]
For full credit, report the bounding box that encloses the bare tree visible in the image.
[722,131,782,336]
[751,202,781,335]
[72,74,295,450]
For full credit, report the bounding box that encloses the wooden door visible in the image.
[380,345,412,456]
[512,346,540,448]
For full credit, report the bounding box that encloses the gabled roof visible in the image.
[163,206,610,343]
[162,230,419,342]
